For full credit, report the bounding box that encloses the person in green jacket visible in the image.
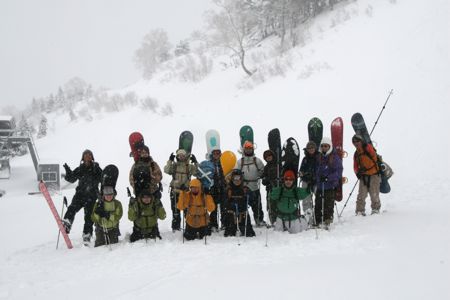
[270,170,309,234]
[91,186,123,247]
[128,189,166,242]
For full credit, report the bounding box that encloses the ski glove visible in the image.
[63,163,71,172]
[169,153,175,161]
[190,154,197,164]
[320,176,328,183]
[95,203,110,219]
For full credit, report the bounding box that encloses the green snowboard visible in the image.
[179,131,194,155]
[239,125,254,147]
[308,117,323,147]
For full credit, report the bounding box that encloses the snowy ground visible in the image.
[1,0,450,299]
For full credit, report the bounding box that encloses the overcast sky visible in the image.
[0,0,212,110]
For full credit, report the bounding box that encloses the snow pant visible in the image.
[184,225,208,240]
[301,182,314,225]
[248,190,264,224]
[170,189,181,230]
[130,226,161,242]
[356,174,381,213]
[63,192,96,235]
[274,217,308,234]
[266,188,277,225]
[94,225,119,247]
[223,210,255,237]
[314,189,335,225]
[209,192,226,229]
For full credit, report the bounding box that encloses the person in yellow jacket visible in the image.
[177,179,215,240]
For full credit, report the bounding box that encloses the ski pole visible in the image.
[335,202,341,224]
[56,196,68,249]
[182,210,185,244]
[101,218,112,251]
[312,187,319,240]
[235,203,241,246]
[339,89,393,217]
[321,182,325,227]
[244,194,250,240]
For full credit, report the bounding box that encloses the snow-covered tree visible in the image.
[37,115,48,139]
[134,28,173,78]
[174,40,191,57]
[17,114,34,136]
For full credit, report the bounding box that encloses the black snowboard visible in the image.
[133,165,152,197]
[351,113,372,145]
[268,128,282,185]
[101,165,119,189]
[179,131,194,155]
[281,137,300,180]
[308,117,323,147]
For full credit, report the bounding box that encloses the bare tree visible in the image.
[134,28,173,79]
[206,0,260,76]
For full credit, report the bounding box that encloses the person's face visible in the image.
[83,153,93,163]
[244,147,253,155]
[307,146,316,154]
[141,151,149,158]
[232,175,242,186]
[284,178,294,188]
[320,144,330,153]
[142,195,152,204]
[190,186,200,195]
[212,150,221,160]
[352,139,362,148]
[177,154,186,161]
[266,154,273,162]
[104,194,114,202]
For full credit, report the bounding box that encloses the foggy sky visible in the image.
[0,0,212,110]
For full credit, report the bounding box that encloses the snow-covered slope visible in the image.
[1,0,449,299]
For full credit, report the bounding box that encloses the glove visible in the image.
[63,163,70,172]
[169,153,175,161]
[190,154,197,164]
[320,176,328,183]
[95,203,110,219]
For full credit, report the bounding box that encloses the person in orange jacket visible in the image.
[352,134,381,216]
[177,179,216,240]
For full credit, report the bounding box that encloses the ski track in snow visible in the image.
[1,0,450,298]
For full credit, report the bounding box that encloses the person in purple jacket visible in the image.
[315,137,343,229]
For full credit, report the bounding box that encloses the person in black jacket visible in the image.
[62,149,102,243]
[298,141,319,226]
[261,150,279,225]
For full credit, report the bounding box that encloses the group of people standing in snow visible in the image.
[60,133,382,247]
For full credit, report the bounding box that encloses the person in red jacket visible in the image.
[352,134,381,216]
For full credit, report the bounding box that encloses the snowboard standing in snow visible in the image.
[281,137,300,180]
[268,128,282,186]
[351,113,392,193]
[308,118,323,150]
[129,132,144,162]
[331,117,346,201]
[40,181,73,249]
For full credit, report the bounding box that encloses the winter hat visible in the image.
[140,189,153,197]
[283,170,296,180]
[103,186,115,195]
[263,150,274,161]
[81,149,94,163]
[190,178,202,189]
[320,137,333,156]
[306,141,317,150]
[176,149,187,157]
[243,141,254,149]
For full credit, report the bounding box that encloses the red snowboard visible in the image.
[129,132,144,162]
[39,181,73,249]
[331,117,346,201]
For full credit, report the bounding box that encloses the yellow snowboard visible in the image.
[220,150,237,177]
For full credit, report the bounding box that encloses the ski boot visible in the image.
[82,233,92,246]
[371,209,380,215]
[355,211,366,216]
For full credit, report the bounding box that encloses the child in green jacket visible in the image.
[91,186,123,247]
